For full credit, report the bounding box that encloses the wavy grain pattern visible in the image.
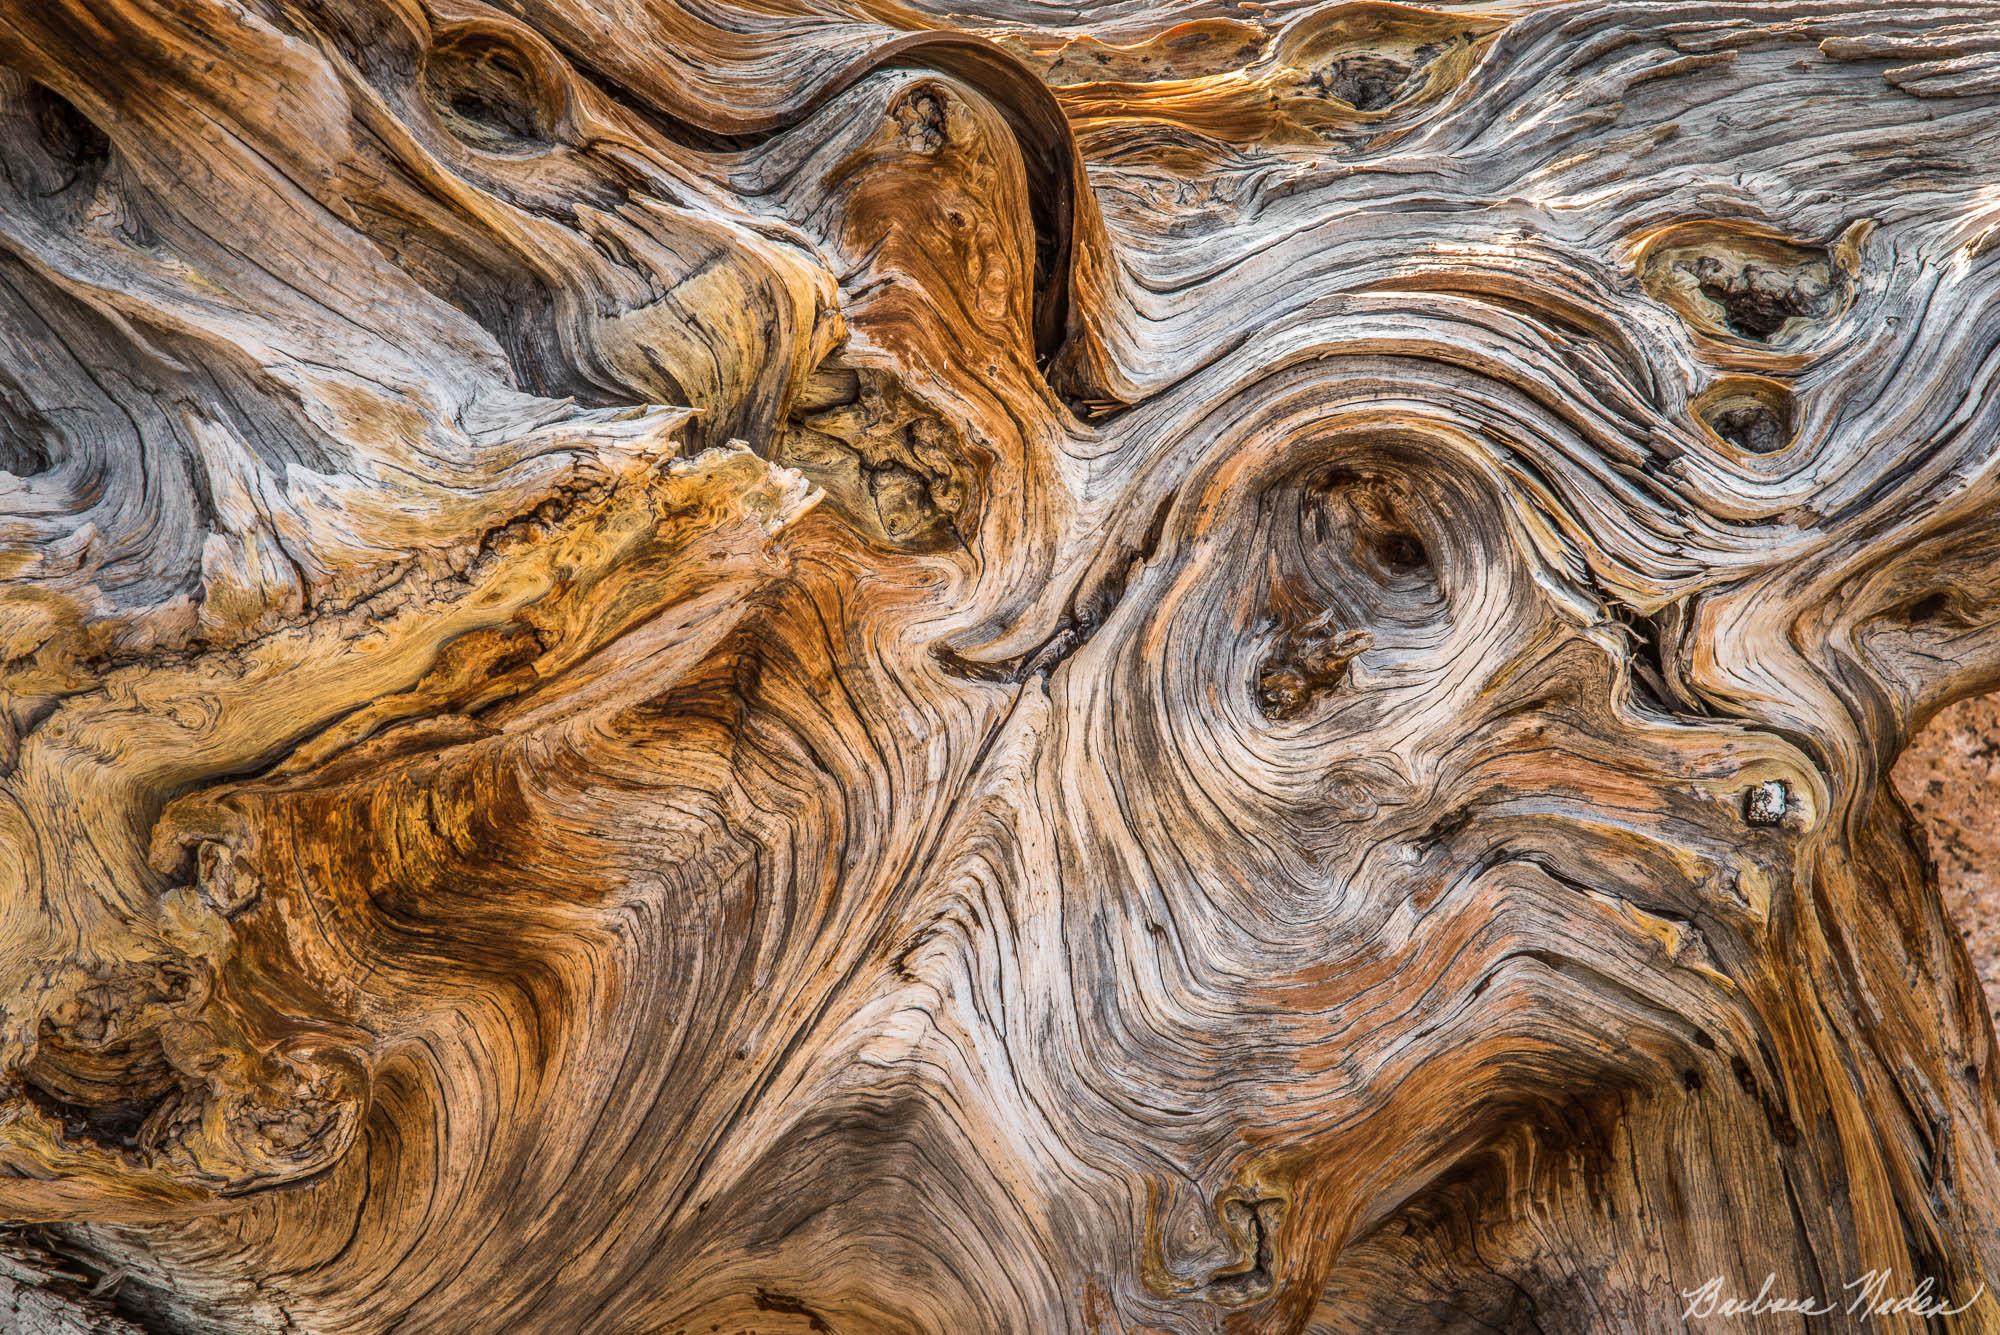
[3,0,2000,1331]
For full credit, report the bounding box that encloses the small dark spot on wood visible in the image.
[1419,805,1473,846]
[1770,1110,1800,1146]
[754,1289,833,1331]
[930,643,1018,684]
[1372,530,1429,573]
[1908,592,1952,624]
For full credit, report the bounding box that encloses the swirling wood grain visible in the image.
[3,0,2000,1330]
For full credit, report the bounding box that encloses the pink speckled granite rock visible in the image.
[1894,694,2000,1022]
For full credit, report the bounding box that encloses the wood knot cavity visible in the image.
[1204,1195,1282,1305]
[1635,220,1858,347]
[1744,778,1790,826]
[1257,614,1372,721]
[0,380,58,476]
[1904,590,1959,626]
[1694,376,1793,454]
[148,1039,368,1189]
[22,82,110,193]
[424,26,560,153]
[1277,13,1495,123]
[1708,401,1784,452]
[892,85,950,153]
[779,361,971,550]
[15,959,211,1155]
[1309,53,1418,110]
[194,840,261,917]
[1680,255,1836,341]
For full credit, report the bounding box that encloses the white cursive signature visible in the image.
[1682,1272,1986,1322]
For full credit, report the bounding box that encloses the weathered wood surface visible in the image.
[4,0,2000,1330]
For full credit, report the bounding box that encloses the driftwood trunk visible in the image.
[4,0,2000,1330]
